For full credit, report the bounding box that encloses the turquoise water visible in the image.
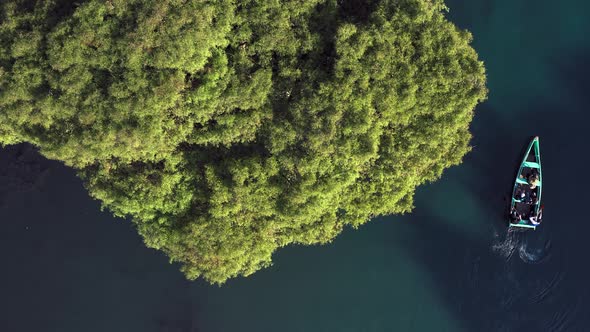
[2,0,590,331]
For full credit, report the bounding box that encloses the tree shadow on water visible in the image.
[0,145,202,332]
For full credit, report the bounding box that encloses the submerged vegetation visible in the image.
[0,0,486,283]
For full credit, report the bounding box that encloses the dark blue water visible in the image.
[2,0,590,331]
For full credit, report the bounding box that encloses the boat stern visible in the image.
[509,221,537,230]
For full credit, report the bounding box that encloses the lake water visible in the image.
[2,0,590,331]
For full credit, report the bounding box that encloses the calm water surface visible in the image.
[2,0,590,331]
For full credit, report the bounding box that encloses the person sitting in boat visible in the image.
[510,207,521,223]
[528,170,540,189]
[527,191,538,205]
[515,190,528,202]
[529,207,543,226]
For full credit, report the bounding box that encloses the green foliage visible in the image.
[0,0,486,283]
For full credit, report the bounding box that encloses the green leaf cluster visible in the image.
[0,0,486,283]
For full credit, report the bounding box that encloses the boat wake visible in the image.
[529,270,565,304]
[492,228,523,261]
[490,226,574,331]
[492,228,551,264]
[519,237,551,264]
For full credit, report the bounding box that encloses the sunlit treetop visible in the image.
[0,0,486,283]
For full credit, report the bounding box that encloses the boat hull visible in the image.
[508,137,542,230]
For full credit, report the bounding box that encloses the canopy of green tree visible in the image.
[0,0,486,283]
